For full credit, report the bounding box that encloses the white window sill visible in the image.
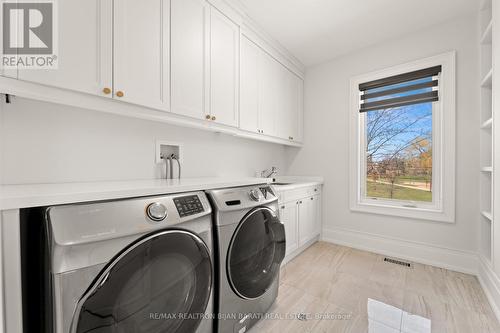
[350,201,455,223]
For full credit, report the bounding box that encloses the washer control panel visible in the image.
[249,189,263,201]
[146,202,168,222]
[174,195,205,217]
[259,186,275,199]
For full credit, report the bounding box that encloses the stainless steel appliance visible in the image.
[22,192,214,333]
[207,185,286,333]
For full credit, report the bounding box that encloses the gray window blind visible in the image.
[359,65,442,113]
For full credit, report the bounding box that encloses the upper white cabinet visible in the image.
[171,0,209,120]
[0,0,304,146]
[17,0,113,96]
[277,69,303,142]
[240,36,260,133]
[258,50,280,137]
[240,35,304,142]
[209,7,239,127]
[113,0,170,109]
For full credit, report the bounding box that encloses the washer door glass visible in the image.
[74,230,212,333]
[228,207,286,299]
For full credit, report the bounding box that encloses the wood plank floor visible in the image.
[252,242,500,333]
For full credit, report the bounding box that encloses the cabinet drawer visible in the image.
[277,185,321,203]
[306,186,321,196]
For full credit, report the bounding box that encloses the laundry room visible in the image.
[0,0,498,332]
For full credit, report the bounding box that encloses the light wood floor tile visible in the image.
[369,255,409,289]
[249,242,500,333]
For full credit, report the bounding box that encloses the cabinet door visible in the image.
[298,196,317,247]
[209,7,239,127]
[258,51,279,136]
[276,69,304,142]
[298,198,310,247]
[312,194,322,236]
[280,201,298,256]
[239,36,259,133]
[18,0,112,96]
[276,67,293,140]
[113,0,169,109]
[288,73,304,142]
[171,0,209,119]
[295,77,304,142]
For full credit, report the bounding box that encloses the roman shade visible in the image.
[359,65,442,113]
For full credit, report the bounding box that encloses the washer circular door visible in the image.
[72,229,212,333]
[227,207,286,299]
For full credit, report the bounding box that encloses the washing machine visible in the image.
[21,191,214,333]
[207,185,286,333]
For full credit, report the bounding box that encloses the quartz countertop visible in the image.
[270,176,324,191]
[0,177,273,210]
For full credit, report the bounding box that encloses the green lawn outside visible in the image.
[366,181,432,202]
[373,176,431,185]
[394,175,431,182]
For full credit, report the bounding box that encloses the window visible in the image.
[349,52,456,222]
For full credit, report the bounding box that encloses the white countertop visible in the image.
[0,176,324,210]
[0,177,273,210]
[271,176,324,191]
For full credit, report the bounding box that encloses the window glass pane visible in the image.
[365,102,433,202]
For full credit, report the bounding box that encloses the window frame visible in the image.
[349,52,456,223]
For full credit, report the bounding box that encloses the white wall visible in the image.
[286,15,480,257]
[0,98,288,184]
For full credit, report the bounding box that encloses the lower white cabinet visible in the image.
[279,201,299,256]
[298,195,318,247]
[278,186,322,259]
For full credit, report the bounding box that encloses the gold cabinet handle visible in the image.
[205,115,211,120]
[116,91,124,97]
[102,87,111,95]
[211,116,216,121]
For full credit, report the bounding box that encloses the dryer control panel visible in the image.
[174,195,205,217]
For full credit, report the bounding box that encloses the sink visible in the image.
[271,182,293,186]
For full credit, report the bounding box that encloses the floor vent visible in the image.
[384,257,412,268]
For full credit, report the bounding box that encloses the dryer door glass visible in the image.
[73,230,212,333]
[228,207,286,299]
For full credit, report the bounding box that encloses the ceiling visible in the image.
[236,0,479,66]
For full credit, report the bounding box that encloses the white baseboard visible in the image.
[321,227,478,275]
[477,255,500,321]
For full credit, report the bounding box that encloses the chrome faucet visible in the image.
[261,166,278,178]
